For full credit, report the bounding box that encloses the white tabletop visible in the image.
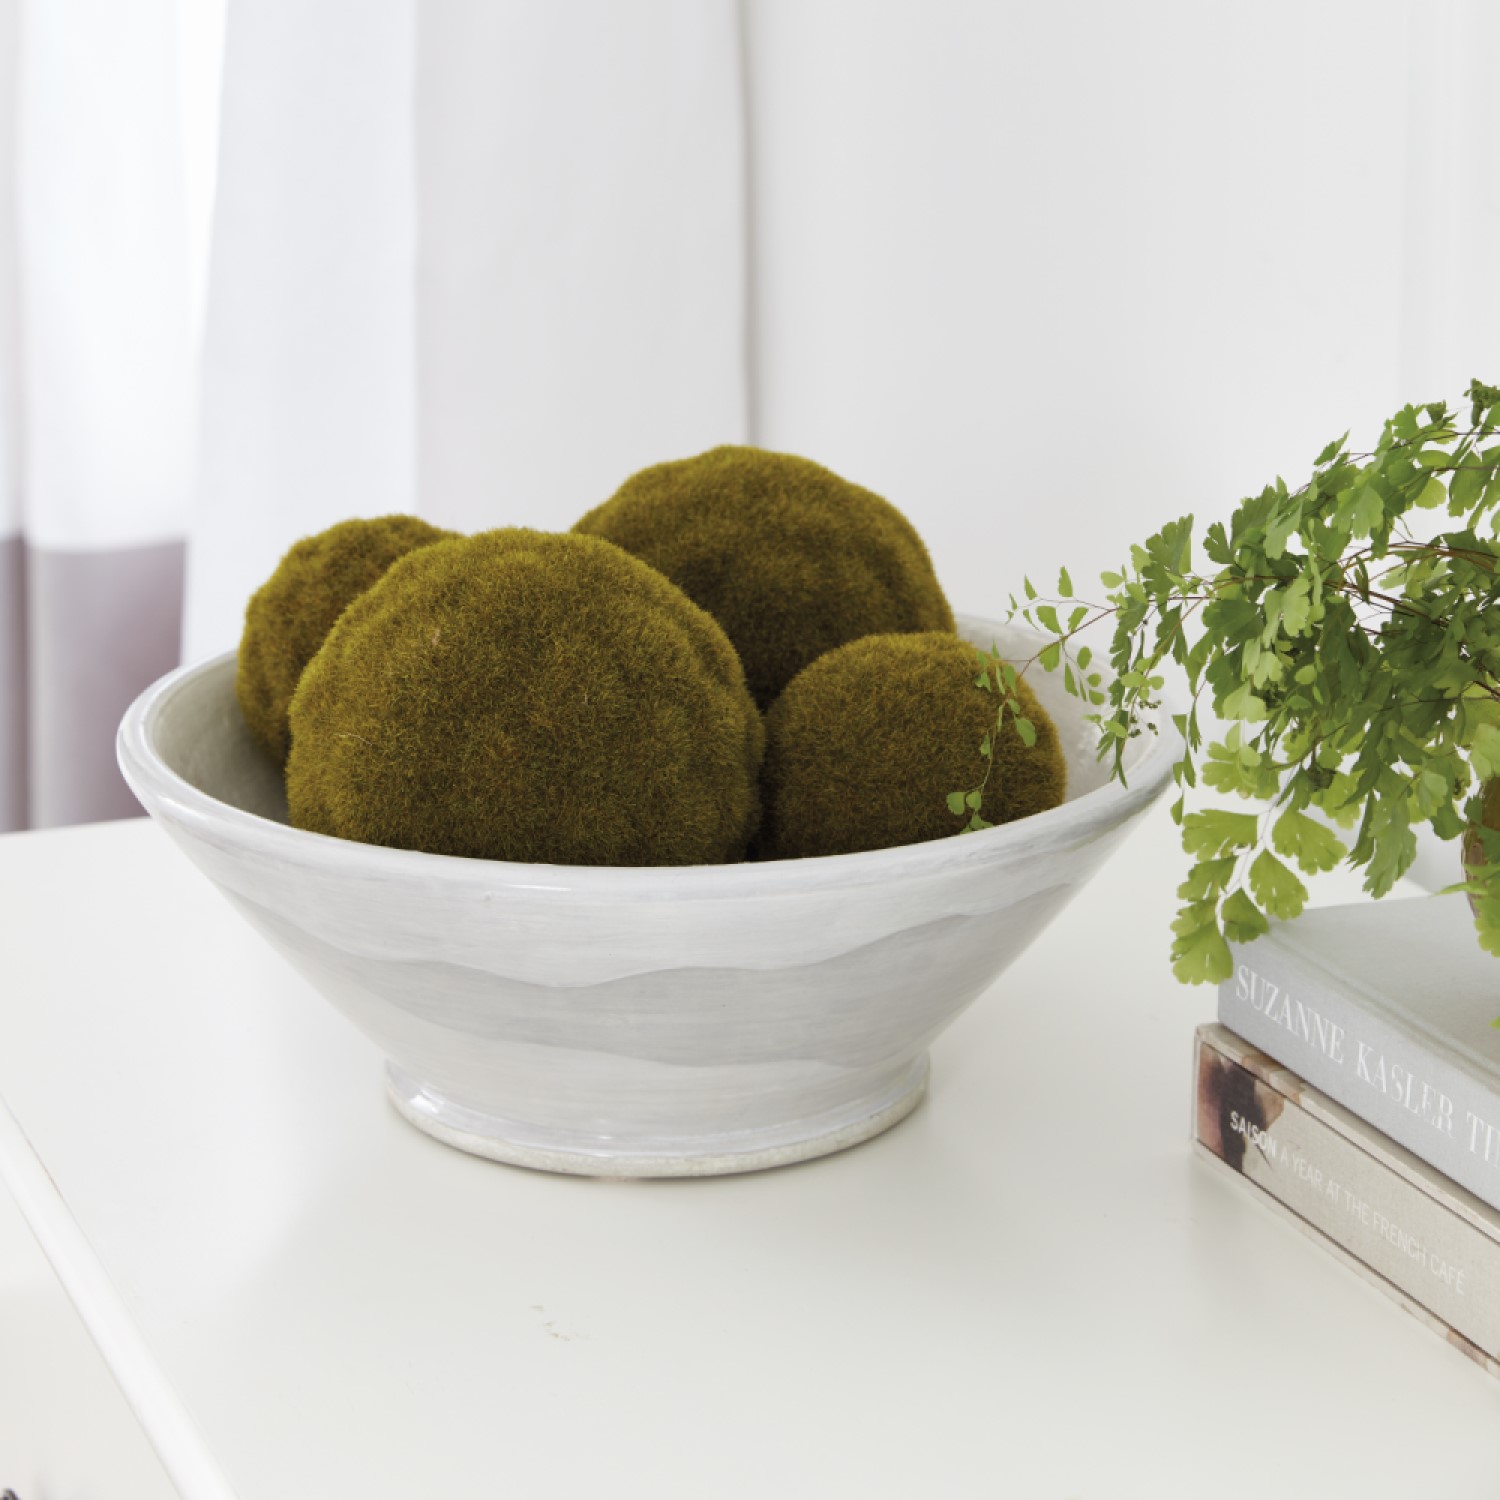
[1,812,1497,1498]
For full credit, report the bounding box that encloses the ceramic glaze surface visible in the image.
[117,616,1178,1175]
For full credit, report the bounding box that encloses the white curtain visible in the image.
[182,0,747,658]
[0,0,747,830]
[4,0,1500,867]
[0,0,198,829]
[0,1,18,830]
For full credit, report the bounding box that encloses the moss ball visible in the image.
[757,632,1067,860]
[237,515,455,764]
[285,529,764,866]
[573,445,955,710]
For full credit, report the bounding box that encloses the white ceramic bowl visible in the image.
[118,616,1178,1177]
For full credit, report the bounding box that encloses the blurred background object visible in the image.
[0,0,1496,842]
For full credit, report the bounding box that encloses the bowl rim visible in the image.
[117,621,1183,897]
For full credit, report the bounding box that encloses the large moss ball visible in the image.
[758,632,1067,860]
[573,446,955,710]
[238,515,455,764]
[285,529,764,866]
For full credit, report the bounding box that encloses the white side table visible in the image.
[0,813,1496,1498]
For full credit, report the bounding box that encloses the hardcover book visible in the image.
[1193,1023,1500,1380]
[1216,893,1500,1214]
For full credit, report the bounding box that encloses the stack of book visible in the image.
[1194,891,1500,1380]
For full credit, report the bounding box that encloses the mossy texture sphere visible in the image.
[237,515,454,764]
[286,530,764,867]
[758,632,1067,860]
[573,446,955,709]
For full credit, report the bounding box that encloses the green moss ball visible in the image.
[757,632,1067,860]
[285,530,764,866]
[237,515,455,764]
[573,446,955,710]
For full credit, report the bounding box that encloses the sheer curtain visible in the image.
[0,0,200,830]
[0,0,746,831]
[182,0,748,657]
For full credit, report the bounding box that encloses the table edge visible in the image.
[0,1092,239,1500]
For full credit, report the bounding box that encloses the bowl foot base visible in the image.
[384,1056,930,1178]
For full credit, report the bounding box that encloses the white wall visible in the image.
[744,0,1461,622]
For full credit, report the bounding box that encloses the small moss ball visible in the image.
[238,515,455,764]
[285,529,764,866]
[573,446,955,710]
[757,632,1067,860]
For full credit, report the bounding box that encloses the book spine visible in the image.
[1194,1030,1500,1373]
[1218,939,1500,1215]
